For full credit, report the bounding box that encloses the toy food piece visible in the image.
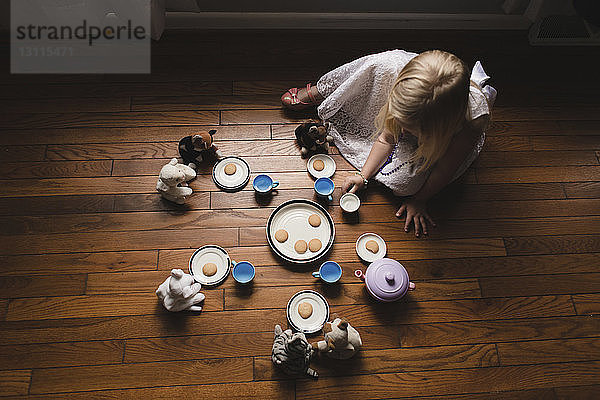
[365,240,379,254]
[308,214,321,227]
[295,240,308,254]
[308,238,322,252]
[275,229,289,243]
[202,262,218,277]
[313,159,325,171]
[224,163,237,175]
[298,302,313,319]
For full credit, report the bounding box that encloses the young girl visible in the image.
[281,50,496,237]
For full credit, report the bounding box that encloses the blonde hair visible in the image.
[375,50,470,172]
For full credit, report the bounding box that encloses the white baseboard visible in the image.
[165,12,531,30]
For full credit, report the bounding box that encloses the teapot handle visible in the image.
[409,282,416,290]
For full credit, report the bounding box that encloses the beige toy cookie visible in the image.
[313,159,325,171]
[274,229,289,243]
[224,163,237,175]
[202,262,218,276]
[308,214,321,227]
[308,238,322,252]
[365,240,379,254]
[298,302,313,319]
[294,240,308,254]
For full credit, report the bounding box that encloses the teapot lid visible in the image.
[365,258,410,301]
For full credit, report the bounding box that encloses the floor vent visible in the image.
[529,14,600,45]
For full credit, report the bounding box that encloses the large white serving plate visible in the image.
[266,199,335,264]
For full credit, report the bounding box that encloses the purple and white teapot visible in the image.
[355,258,415,302]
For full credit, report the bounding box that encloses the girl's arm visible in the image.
[342,129,396,193]
[399,116,488,236]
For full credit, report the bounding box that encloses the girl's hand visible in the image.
[342,174,366,194]
[396,197,436,237]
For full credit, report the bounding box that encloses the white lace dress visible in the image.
[316,50,497,196]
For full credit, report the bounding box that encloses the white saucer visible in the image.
[286,290,329,334]
[212,156,250,192]
[356,232,387,263]
[266,199,335,264]
[307,154,336,179]
[189,245,231,286]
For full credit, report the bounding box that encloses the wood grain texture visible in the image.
[0,274,87,298]
[504,234,600,256]
[294,362,600,400]
[572,294,600,315]
[0,160,113,179]
[555,384,600,400]
[477,166,600,184]
[0,194,115,216]
[29,358,253,394]
[0,370,31,396]
[563,182,600,199]
[475,150,599,167]
[480,273,600,297]
[497,338,600,366]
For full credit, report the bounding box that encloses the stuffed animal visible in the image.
[272,324,318,378]
[311,314,362,359]
[156,268,205,312]
[156,158,197,204]
[178,130,223,164]
[295,120,333,157]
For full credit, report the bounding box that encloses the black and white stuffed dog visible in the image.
[294,120,333,158]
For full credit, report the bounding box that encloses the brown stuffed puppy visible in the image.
[179,129,223,164]
[295,120,333,157]
[311,314,362,359]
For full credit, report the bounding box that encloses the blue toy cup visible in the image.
[314,177,335,202]
[232,261,255,284]
[312,261,342,283]
[253,174,279,194]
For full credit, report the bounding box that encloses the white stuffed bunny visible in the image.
[311,314,362,359]
[156,158,197,204]
[156,269,205,312]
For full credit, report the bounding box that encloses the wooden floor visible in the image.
[0,30,599,399]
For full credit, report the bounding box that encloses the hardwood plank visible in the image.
[29,358,253,394]
[0,274,87,298]
[240,216,600,246]
[480,273,600,297]
[0,370,31,396]
[531,135,600,151]
[159,239,506,269]
[221,109,317,124]
[0,111,219,130]
[0,251,158,276]
[559,121,600,135]
[398,316,600,348]
[6,291,224,321]
[124,333,274,362]
[0,194,115,216]
[0,145,46,162]
[477,166,600,184]
[573,294,600,315]
[388,388,556,400]
[563,182,600,199]
[555,384,600,400]
[0,227,238,255]
[0,125,270,146]
[0,176,158,197]
[0,97,130,113]
[492,106,600,121]
[483,136,532,151]
[294,362,600,400]
[234,81,300,96]
[404,254,600,281]
[1,210,269,235]
[0,160,112,179]
[0,300,6,321]
[485,120,560,137]
[254,344,499,380]
[475,151,599,167]
[132,94,282,111]
[325,296,574,327]
[224,280,481,311]
[0,340,123,370]
[504,235,600,256]
[0,310,285,345]
[498,338,600,366]
[19,381,295,400]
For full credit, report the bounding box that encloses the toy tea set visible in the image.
[155,121,415,378]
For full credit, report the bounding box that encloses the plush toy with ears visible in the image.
[295,120,333,157]
[156,158,197,204]
[179,129,223,164]
[311,314,362,359]
[156,269,205,312]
